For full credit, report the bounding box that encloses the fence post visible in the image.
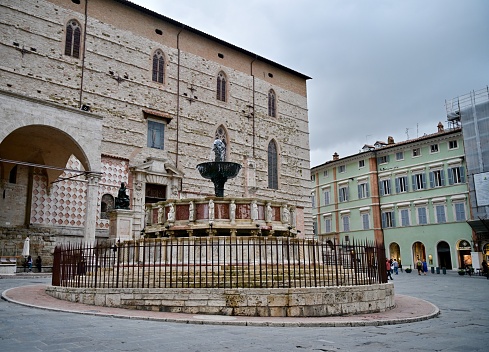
[52,246,61,286]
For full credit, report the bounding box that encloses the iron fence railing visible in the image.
[52,237,386,289]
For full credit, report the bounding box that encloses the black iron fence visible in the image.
[52,237,386,289]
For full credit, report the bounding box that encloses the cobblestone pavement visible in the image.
[1,271,488,351]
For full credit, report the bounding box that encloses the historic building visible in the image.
[446,87,489,265]
[311,124,474,271]
[0,0,312,261]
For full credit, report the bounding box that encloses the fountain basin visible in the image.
[197,161,241,197]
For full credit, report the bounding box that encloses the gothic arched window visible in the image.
[65,20,82,58]
[268,140,278,189]
[216,71,227,102]
[268,89,276,117]
[152,50,165,83]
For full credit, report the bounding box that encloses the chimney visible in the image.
[437,122,444,133]
[333,152,339,161]
[387,136,395,144]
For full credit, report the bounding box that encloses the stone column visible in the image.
[84,174,101,244]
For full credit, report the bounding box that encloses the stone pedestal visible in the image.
[109,209,135,242]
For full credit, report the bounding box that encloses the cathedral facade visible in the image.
[0,0,312,254]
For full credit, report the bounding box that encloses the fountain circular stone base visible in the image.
[46,284,395,317]
[197,161,241,197]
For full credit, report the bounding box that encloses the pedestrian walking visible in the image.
[386,258,393,280]
[416,257,423,275]
[422,258,428,275]
[393,259,399,275]
[36,256,42,273]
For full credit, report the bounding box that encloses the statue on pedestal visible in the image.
[115,182,130,210]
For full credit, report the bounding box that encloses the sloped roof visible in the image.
[114,0,311,80]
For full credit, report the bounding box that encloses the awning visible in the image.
[467,219,489,233]
[467,219,489,241]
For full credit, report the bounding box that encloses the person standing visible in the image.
[393,259,399,275]
[386,258,393,280]
[36,256,42,273]
[422,258,428,275]
[27,255,33,272]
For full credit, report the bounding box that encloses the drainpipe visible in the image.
[371,149,384,247]
[175,25,185,169]
[250,55,257,158]
[78,0,89,108]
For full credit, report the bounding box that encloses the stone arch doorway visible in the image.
[1,125,94,227]
[436,241,452,269]
[389,242,401,266]
[0,125,92,184]
[412,241,426,264]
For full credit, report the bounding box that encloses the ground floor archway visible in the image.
[412,241,426,264]
[457,239,472,269]
[437,241,452,269]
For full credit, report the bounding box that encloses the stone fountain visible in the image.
[197,139,241,197]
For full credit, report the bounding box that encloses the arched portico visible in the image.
[0,91,103,243]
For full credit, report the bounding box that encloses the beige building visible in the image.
[0,0,312,260]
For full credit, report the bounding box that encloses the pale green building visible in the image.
[311,124,472,271]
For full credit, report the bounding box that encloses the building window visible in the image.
[358,182,369,199]
[311,174,315,181]
[8,165,17,184]
[395,175,409,193]
[396,152,404,161]
[268,140,278,189]
[454,202,466,222]
[324,189,330,205]
[268,90,276,117]
[338,165,346,173]
[429,169,445,188]
[100,194,114,220]
[216,71,227,102]
[311,194,316,207]
[378,155,389,164]
[400,208,410,227]
[412,148,421,157]
[417,206,428,225]
[448,140,458,150]
[65,20,82,58]
[342,215,350,232]
[324,217,332,233]
[359,160,365,168]
[339,186,349,202]
[152,50,165,83]
[379,178,391,196]
[430,144,439,153]
[435,204,446,223]
[362,213,370,230]
[448,166,465,184]
[323,170,328,177]
[381,210,395,228]
[147,120,165,149]
[412,173,426,191]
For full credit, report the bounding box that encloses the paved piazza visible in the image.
[1,271,488,351]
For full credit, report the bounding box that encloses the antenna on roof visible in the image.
[405,128,410,140]
[417,123,419,138]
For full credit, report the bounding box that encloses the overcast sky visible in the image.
[131,0,488,167]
